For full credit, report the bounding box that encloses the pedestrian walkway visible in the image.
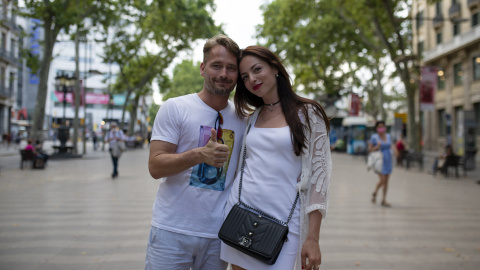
[0,150,479,269]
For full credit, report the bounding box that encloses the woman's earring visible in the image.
[276,74,279,78]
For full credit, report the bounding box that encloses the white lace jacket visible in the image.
[239,106,332,269]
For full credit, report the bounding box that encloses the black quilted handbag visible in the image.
[218,123,298,265]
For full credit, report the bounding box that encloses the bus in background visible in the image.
[342,116,372,156]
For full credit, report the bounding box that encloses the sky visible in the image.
[153,0,267,103]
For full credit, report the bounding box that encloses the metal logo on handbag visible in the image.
[218,123,299,265]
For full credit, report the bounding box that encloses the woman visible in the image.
[220,46,332,270]
[368,121,397,207]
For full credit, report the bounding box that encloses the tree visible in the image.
[100,0,220,135]
[258,0,371,97]
[20,0,117,140]
[161,60,204,101]
[259,0,419,149]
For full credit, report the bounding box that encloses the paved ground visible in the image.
[0,142,479,270]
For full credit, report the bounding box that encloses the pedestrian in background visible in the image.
[34,140,49,166]
[431,144,455,176]
[220,46,332,270]
[395,134,407,167]
[145,34,245,270]
[368,121,397,207]
[104,122,126,178]
[92,132,98,151]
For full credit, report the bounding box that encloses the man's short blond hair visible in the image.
[203,34,240,63]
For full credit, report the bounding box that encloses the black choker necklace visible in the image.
[264,100,281,106]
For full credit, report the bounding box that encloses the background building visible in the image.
[413,0,480,159]
[0,0,20,138]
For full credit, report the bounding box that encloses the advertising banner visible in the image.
[420,66,437,111]
[350,93,360,116]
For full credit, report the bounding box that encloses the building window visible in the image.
[10,39,15,57]
[9,72,14,92]
[416,10,424,29]
[438,109,446,137]
[436,2,442,15]
[453,23,460,36]
[474,56,480,81]
[475,103,480,130]
[1,33,6,50]
[417,41,424,57]
[453,63,463,86]
[473,12,479,27]
[437,68,446,90]
[436,32,442,44]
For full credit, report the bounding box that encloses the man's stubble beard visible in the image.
[205,80,236,97]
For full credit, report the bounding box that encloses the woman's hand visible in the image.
[301,237,321,270]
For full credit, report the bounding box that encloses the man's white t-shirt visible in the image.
[150,93,246,238]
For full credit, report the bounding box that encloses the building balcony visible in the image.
[423,25,480,63]
[0,85,12,98]
[449,3,461,19]
[433,14,444,29]
[0,16,20,33]
[468,0,480,9]
[0,48,20,66]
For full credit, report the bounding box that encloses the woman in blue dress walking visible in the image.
[368,121,397,207]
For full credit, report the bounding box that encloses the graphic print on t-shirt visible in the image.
[190,125,235,191]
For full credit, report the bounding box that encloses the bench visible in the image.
[19,149,36,169]
[441,155,467,178]
[405,151,424,171]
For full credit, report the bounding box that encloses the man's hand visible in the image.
[202,128,229,167]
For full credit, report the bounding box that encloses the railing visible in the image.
[0,15,20,32]
[449,3,461,19]
[433,14,444,29]
[0,47,19,65]
[0,85,12,98]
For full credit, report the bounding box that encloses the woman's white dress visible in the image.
[220,123,302,269]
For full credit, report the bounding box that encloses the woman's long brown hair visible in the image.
[234,46,330,156]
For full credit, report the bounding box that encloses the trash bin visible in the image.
[465,148,477,170]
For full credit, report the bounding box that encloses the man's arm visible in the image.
[148,128,229,179]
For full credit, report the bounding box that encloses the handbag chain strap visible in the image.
[238,122,299,226]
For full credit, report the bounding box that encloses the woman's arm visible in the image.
[368,135,380,152]
[300,106,331,269]
[301,211,322,269]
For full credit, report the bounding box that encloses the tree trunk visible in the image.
[72,30,81,154]
[406,83,419,151]
[30,20,56,141]
[375,65,386,121]
[128,94,139,137]
[120,89,132,131]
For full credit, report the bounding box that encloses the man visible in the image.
[146,34,245,270]
[104,122,126,178]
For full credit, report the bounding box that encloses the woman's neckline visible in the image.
[253,124,289,129]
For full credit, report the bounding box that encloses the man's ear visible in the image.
[200,62,205,77]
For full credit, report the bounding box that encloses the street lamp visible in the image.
[54,72,76,153]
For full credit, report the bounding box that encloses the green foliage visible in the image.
[149,103,160,127]
[259,0,378,96]
[96,0,220,132]
[19,0,120,140]
[161,60,204,101]
[260,0,419,148]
